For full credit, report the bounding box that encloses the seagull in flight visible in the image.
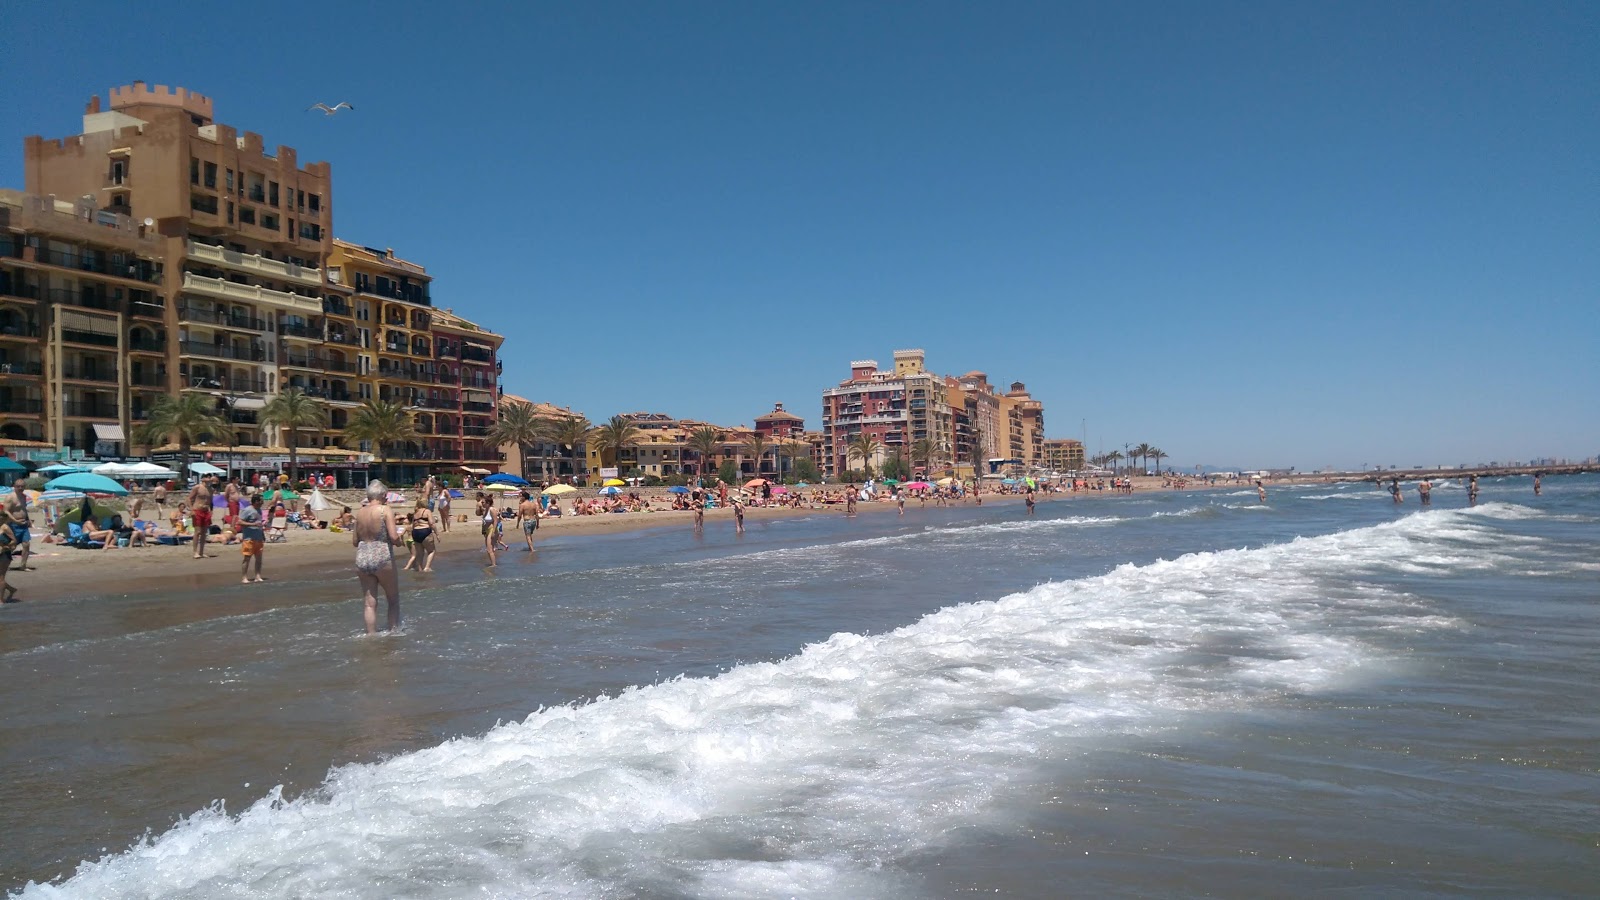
[307,102,354,115]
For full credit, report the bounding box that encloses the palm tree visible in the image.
[588,415,641,479]
[135,392,229,480]
[911,437,937,478]
[546,415,592,482]
[778,439,810,483]
[1105,450,1124,476]
[686,425,722,483]
[847,432,883,478]
[967,426,985,476]
[1147,446,1166,475]
[1132,442,1153,476]
[743,432,770,479]
[259,387,326,485]
[486,399,542,481]
[344,399,418,484]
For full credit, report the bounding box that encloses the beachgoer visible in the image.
[151,482,167,516]
[517,491,543,551]
[1533,473,1542,496]
[0,509,19,602]
[405,503,436,572]
[1468,475,1480,506]
[1257,481,1267,504]
[478,496,498,567]
[3,477,33,571]
[238,494,266,583]
[693,498,705,533]
[1418,479,1432,506]
[436,486,453,533]
[1025,487,1036,515]
[895,490,905,516]
[846,485,857,517]
[353,481,402,634]
[224,477,242,527]
[1389,478,1403,504]
[733,498,744,533]
[187,476,214,558]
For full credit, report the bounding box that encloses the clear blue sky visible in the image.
[5,1,1596,470]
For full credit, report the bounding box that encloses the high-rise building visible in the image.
[6,84,502,481]
[1042,438,1086,473]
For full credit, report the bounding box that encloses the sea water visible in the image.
[3,476,1596,897]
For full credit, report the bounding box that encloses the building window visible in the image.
[189,158,199,185]
[239,207,255,225]
[226,168,234,192]
[268,182,279,207]
[261,213,279,231]
[308,193,321,214]
[296,189,305,212]
[226,201,234,224]
[110,160,126,185]
[203,162,216,188]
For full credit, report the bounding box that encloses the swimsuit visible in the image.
[412,525,433,543]
[355,539,392,574]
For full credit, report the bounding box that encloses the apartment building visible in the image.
[7,83,501,481]
[1041,438,1086,473]
[822,352,1048,481]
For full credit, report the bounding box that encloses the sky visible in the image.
[4,1,1596,471]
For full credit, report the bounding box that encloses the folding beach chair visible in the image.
[266,515,288,543]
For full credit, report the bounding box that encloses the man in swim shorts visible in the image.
[517,491,542,551]
[2,477,33,571]
[238,494,266,583]
[188,475,214,559]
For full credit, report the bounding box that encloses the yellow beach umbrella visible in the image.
[936,477,954,486]
[602,478,626,487]
[541,484,577,496]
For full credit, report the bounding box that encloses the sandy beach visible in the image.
[5,477,1240,602]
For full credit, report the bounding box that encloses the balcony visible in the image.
[178,304,269,332]
[283,354,358,373]
[434,370,459,384]
[325,330,361,347]
[0,398,43,414]
[462,347,493,364]
[129,297,166,318]
[59,362,119,383]
[179,340,269,363]
[182,272,322,314]
[128,336,166,353]
[129,371,167,388]
[0,360,42,377]
[47,287,122,313]
[187,241,323,287]
[0,321,41,339]
[0,281,41,303]
[59,327,120,348]
[463,401,494,413]
[413,396,457,410]
[61,400,120,419]
[277,320,323,339]
[323,299,352,317]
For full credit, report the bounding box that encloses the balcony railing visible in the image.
[0,361,42,376]
[323,299,353,317]
[0,282,41,302]
[178,304,269,332]
[463,401,493,412]
[187,241,323,286]
[277,321,323,339]
[179,340,270,362]
[462,348,493,363]
[181,272,322,313]
[47,288,122,312]
[0,322,42,338]
[28,247,162,283]
[128,337,166,353]
[129,298,166,318]
[0,398,43,414]
[60,400,120,419]
[129,371,167,387]
[59,363,119,383]
[283,355,358,372]
[60,328,120,348]
[325,330,361,347]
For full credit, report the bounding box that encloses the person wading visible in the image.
[353,481,403,634]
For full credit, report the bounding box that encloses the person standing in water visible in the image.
[1418,478,1432,506]
[845,485,857,517]
[477,494,498,567]
[1024,487,1036,515]
[517,491,542,551]
[1533,473,1542,496]
[1389,477,1403,504]
[732,497,745,533]
[1468,474,1480,506]
[238,494,267,584]
[693,495,705,533]
[353,481,402,634]
[1256,480,1267,504]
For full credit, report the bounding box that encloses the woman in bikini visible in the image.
[404,502,437,573]
[353,481,403,634]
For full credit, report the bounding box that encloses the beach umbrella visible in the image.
[448,489,466,498]
[39,462,90,475]
[384,491,407,504]
[269,489,301,501]
[744,478,768,488]
[189,461,225,475]
[541,484,577,496]
[459,466,491,475]
[481,472,529,486]
[597,486,621,495]
[484,483,521,494]
[771,485,789,494]
[122,462,179,479]
[881,478,900,486]
[602,478,626,487]
[905,481,932,490]
[37,488,85,502]
[0,457,26,474]
[935,477,954,486]
[666,486,690,494]
[44,472,129,496]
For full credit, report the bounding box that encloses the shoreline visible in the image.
[5,480,1227,604]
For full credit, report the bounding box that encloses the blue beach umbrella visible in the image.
[44,472,130,496]
[0,457,26,474]
[666,486,690,494]
[39,462,91,475]
[482,472,529,487]
[597,486,621,495]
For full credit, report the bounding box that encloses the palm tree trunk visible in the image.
[288,426,299,486]
[179,440,191,486]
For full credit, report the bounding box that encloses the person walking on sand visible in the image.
[237,494,267,584]
[151,481,167,517]
[517,491,542,552]
[1418,478,1432,506]
[224,476,242,528]
[353,481,403,634]
[3,477,34,572]
[188,476,215,559]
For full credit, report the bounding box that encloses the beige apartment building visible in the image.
[4,83,502,480]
